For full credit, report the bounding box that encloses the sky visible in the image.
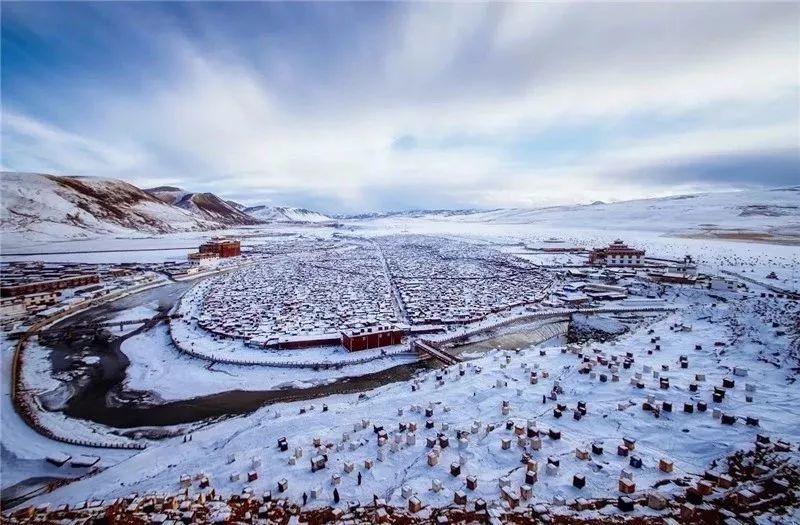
[2,2,799,213]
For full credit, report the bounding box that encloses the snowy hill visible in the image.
[1,172,217,241]
[142,186,191,206]
[145,187,262,226]
[225,200,247,211]
[343,209,484,220]
[417,188,800,241]
[243,205,334,223]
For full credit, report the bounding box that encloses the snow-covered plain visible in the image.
[408,187,800,240]
[123,324,418,400]
[1,337,137,493]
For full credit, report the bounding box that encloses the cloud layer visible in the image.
[2,3,798,212]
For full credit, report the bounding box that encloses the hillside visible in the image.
[145,187,261,226]
[410,188,800,242]
[142,186,190,205]
[244,205,334,223]
[225,200,246,211]
[4,173,797,245]
[0,172,217,241]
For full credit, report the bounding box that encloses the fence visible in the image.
[720,269,800,300]
[430,305,675,347]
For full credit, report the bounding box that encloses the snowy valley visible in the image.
[1,189,799,523]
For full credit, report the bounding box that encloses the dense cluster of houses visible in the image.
[377,236,550,325]
[187,235,558,351]
[6,438,796,525]
[194,242,399,349]
[176,236,756,356]
[0,262,102,298]
[0,262,158,327]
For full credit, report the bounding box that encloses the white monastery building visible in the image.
[588,240,645,267]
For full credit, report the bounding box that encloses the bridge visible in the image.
[412,339,462,366]
[35,313,180,336]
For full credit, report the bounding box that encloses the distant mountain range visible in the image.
[244,205,334,223]
[2,172,797,244]
[0,172,335,242]
[362,187,799,241]
[341,209,486,220]
[144,186,335,225]
[145,186,261,226]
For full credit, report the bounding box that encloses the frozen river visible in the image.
[40,278,574,430]
[40,280,435,429]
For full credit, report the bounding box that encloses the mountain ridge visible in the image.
[243,205,334,223]
[1,172,217,240]
[145,187,261,226]
[3,172,797,243]
[1,172,335,243]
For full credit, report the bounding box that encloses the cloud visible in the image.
[1,2,798,212]
[1,112,149,176]
[627,150,800,189]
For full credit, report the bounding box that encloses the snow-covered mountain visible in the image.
[145,186,334,224]
[243,205,334,223]
[145,186,261,226]
[343,209,484,220]
[142,186,190,206]
[225,200,246,211]
[0,173,339,245]
[399,188,800,241]
[4,172,796,245]
[1,172,218,241]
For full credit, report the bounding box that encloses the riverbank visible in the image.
[10,278,176,451]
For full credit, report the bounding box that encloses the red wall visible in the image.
[343,330,403,351]
[219,244,241,257]
[200,241,241,258]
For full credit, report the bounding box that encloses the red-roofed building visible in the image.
[341,325,406,352]
[199,238,241,258]
[588,240,645,267]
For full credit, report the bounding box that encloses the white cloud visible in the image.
[2,2,798,211]
[467,122,799,209]
[2,112,148,176]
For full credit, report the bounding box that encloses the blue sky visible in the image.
[2,2,798,213]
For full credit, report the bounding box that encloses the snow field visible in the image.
[0,337,137,492]
[19,340,135,448]
[23,289,800,510]
[123,324,418,400]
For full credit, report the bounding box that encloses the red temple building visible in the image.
[588,240,645,267]
[199,238,241,258]
[341,325,406,352]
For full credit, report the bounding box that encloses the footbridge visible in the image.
[35,313,180,336]
[412,339,462,366]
